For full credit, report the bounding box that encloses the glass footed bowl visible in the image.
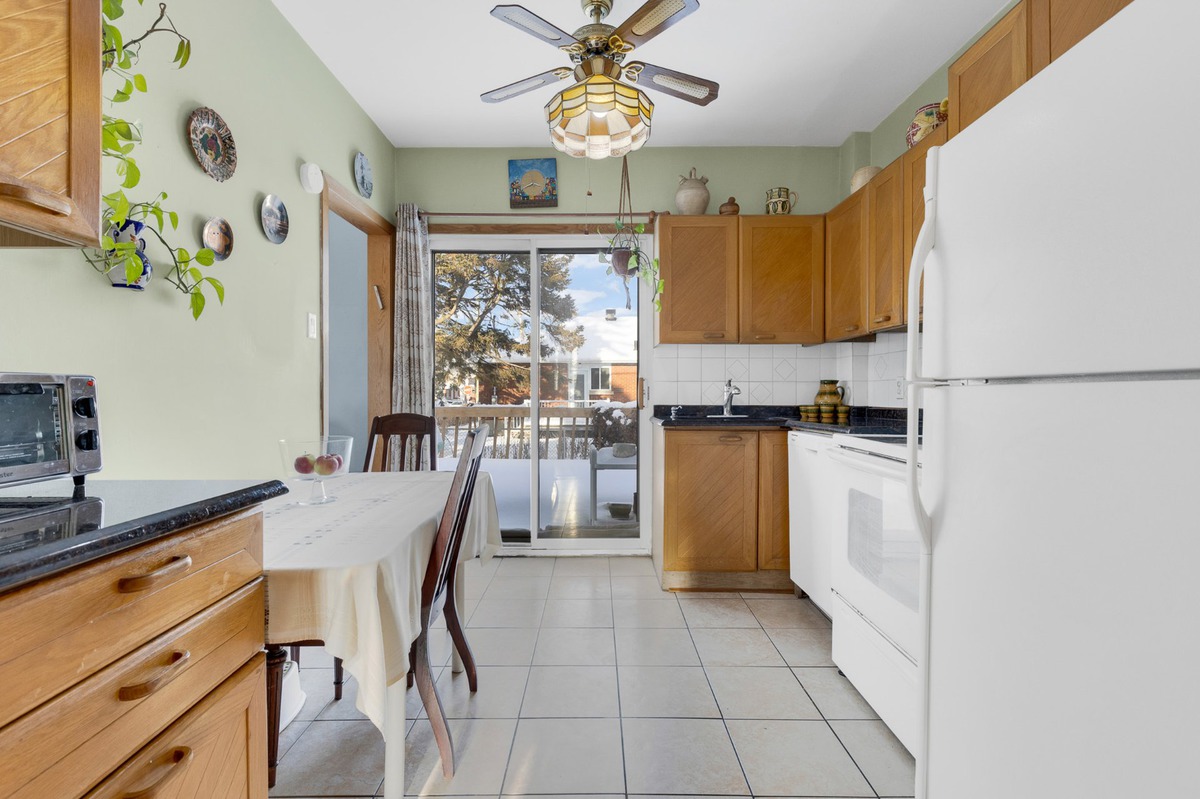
[279,436,353,505]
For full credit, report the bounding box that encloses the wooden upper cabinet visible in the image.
[656,215,739,344]
[738,215,825,345]
[663,430,758,573]
[866,160,904,333]
[825,190,869,341]
[948,0,1032,137]
[902,125,947,323]
[1029,0,1134,72]
[757,430,789,571]
[0,0,101,247]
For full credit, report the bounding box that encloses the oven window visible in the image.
[848,488,920,611]
[0,384,67,468]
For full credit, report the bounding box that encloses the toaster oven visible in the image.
[0,373,101,488]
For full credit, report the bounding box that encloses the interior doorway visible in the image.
[326,213,369,468]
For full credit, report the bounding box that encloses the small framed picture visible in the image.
[509,158,558,209]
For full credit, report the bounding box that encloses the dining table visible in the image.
[260,470,501,797]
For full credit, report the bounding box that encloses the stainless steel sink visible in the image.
[705,414,749,419]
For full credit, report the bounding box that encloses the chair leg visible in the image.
[443,600,477,692]
[413,631,455,778]
[333,656,345,701]
[289,645,301,665]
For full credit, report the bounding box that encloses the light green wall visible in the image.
[395,146,843,218]
[0,0,395,479]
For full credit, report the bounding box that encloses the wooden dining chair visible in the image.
[294,412,442,698]
[412,424,488,778]
[362,412,438,472]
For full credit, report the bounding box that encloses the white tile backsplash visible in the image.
[649,332,915,410]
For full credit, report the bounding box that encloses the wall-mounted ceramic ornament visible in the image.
[299,162,324,194]
[353,152,373,198]
[187,107,238,182]
[202,217,234,260]
[261,195,289,244]
[107,219,152,290]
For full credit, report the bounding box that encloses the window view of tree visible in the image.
[435,252,585,404]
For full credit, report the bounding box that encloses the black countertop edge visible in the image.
[0,479,288,595]
[651,405,916,433]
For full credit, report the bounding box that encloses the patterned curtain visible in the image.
[391,204,434,469]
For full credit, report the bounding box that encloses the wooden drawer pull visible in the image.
[843,325,860,332]
[120,747,193,799]
[719,435,743,442]
[117,555,193,593]
[702,332,725,339]
[0,180,73,216]
[753,334,776,340]
[872,315,892,324]
[118,650,191,701]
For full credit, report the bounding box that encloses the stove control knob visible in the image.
[73,397,97,418]
[76,430,100,451]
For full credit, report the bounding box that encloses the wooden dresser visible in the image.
[0,507,268,799]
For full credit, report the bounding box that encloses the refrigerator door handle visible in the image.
[906,146,938,553]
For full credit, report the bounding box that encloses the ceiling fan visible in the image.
[481,0,719,157]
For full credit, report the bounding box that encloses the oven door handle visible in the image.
[825,447,906,480]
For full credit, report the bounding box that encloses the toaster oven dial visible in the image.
[75,430,100,451]
[73,396,97,418]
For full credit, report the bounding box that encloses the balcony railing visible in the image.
[435,404,633,460]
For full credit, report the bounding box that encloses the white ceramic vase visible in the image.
[675,168,710,215]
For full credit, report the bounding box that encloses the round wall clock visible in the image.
[187,107,238,182]
[202,217,234,261]
[353,152,373,199]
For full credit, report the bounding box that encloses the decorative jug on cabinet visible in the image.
[813,380,845,408]
[675,168,710,215]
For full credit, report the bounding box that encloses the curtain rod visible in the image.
[418,210,657,219]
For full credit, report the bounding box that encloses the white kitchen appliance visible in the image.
[826,433,920,753]
[905,1,1200,797]
[786,429,835,614]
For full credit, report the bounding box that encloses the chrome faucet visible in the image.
[722,379,741,416]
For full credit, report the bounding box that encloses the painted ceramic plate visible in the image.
[906,100,949,148]
[187,107,238,182]
[261,194,289,244]
[202,217,234,261]
[353,152,373,199]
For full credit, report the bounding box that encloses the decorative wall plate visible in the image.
[187,107,238,182]
[906,100,949,148]
[261,194,289,244]
[202,217,234,260]
[508,157,558,208]
[353,152,373,198]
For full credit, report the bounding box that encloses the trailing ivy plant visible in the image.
[598,219,663,312]
[84,0,223,319]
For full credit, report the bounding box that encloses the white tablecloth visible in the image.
[261,471,500,735]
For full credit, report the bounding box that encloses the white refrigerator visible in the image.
[905,1,1200,797]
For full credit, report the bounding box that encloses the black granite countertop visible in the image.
[652,404,913,435]
[0,478,287,594]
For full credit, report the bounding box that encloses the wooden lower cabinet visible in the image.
[661,429,790,584]
[0,508,267,799]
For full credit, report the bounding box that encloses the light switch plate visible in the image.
[894,378,906,400]
[306,313,317,339]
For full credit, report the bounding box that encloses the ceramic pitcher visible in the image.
[675,168,710,215]
[813,379,845,408]
[766,187,798,214]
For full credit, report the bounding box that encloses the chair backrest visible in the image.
[421,424,489,625]
[363,413,437,472]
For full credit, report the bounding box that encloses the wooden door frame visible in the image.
[319,174,396,436]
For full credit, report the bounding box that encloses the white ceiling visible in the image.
[271,0,1010,149]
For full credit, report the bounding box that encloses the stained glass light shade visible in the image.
[545,57,653,159]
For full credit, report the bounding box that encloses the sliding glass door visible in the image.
[431,236,647,552]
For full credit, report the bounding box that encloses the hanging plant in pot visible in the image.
[599,156,663,311]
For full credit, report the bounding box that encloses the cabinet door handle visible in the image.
[843,325,860,332]
[702,332,725,339]
[117,555,193,593]
[719,435,743,442]
[120,747,193,799]
[872,315,892,324]
[372,285,385,310]
[0,180,72,216]
[118,650,191,702]
[753,334,776,340]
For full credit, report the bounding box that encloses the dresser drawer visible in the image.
[0,580,264,799]
[84,653,268,799]
[0,508,263,728]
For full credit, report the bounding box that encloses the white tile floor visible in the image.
[269,556,914,799]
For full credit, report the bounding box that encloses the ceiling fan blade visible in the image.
[481,67,573,103]
[623,61,718,106]
[489,4,580,48]
[611,0,700,50]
